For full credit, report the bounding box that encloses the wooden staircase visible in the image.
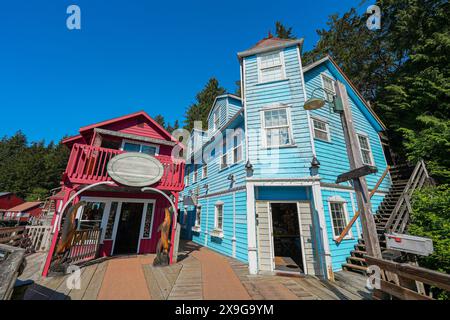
[342,161,432,274]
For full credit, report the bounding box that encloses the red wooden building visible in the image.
[0,192,25,219]
[43,111,185,276]
[3,201,42,222]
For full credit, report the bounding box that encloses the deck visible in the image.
[18,241,371,300]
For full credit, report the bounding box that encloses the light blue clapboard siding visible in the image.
[244,47,314,179]
[187,190,248,262]
[304,63,391,192]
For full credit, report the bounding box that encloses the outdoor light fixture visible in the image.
[203,184,209,190]
[227,174,235,182]
[303,87,343,113]
[310,156,321,176]
[245,160,254,176]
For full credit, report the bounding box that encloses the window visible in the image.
[329,201,350,239]
[104,202,119,239]
[215,203,224,230]
[321,74,336,102]
[263,107,292,147]
[195,206,201,227]
[232,135,243,163]
[312,118,330,142]
[220,140,228,170]
[258,51,285,83]
[193,165,198,183]
[79,202,105,230]
[122,140,159,155]
[202,165,208,179]
[142,203,155,238]
[213,110,220,130]
[357,134,374,165]
[185,174,189,187]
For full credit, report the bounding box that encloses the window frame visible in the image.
[120,139,160,156]
[195,206,201,228]
[356,133,375,166]
[328,198,352,240]
[202,164,208,179]
[192,164,198,183]
[261,105,294,148]
[320,73,336,102]
[214,202,224,231]
[213,109,220,131]
[311,117,331,142]
[257,51,286,84]
[232,133,243,164]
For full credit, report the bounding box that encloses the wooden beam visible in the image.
[336,165,378,183]
[335,81,382,259]
[379,279,432,300]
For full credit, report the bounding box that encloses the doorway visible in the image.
[114,202,144,255]
[270,202,304,273]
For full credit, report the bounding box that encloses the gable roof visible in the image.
[206,94,242,125]
[63,111,181,145]
[302,55,386,131]
[238,36,304,59]
[0,192,11,198]
[7,202,42,212]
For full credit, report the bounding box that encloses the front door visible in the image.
[114,202,144,255]
[270,202,304,273]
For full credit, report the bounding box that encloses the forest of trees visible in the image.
[0,0,447,281]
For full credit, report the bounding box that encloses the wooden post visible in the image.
[335,81,382,259]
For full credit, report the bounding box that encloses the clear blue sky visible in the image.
[0,0,368,143]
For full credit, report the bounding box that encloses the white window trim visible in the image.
[356,133,375,166]
[311,117,331,142]
[232,133,244,164]
[213,109,220,131]
[213,202,224,234]
[192,165,198,183]
[201,164,208,179]
[120,139,160,155]
[260,105,295,148]
[327,197,352,240]
[257,50,286,84]
[320,73,336,99]
[193,206,202,230]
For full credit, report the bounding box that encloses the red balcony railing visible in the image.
[65,143,185,191]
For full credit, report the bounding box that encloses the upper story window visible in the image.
[232,135,243,163]
[195,206,201,227]
[357,134,374,165]
[329,201,351,240]
[262,107,293,147]
[213,109,220,131]
[202,164,208,179]
[193,164,198,183]
[312,118,330,142]
[258,51,285,83]
[121,140,159,156]
[321,74,336,101]
[220,140,228,170]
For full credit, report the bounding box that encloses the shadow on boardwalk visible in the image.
[19,241,372,300]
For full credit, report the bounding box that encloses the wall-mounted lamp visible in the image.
[304,87,343,113]
[227,174,235,183]
[203,184,209,190]
[310,155,321,176]
[245,160,253,175]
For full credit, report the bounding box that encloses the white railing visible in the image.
[25,225,52,252]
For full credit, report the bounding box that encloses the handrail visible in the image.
[385,160,430,233]
[335,165,391,244]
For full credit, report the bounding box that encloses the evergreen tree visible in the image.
[184,78,226,132]
[275,21,296,39]
[153,114,166,128]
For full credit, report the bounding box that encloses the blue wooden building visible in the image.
[179,36,391,279]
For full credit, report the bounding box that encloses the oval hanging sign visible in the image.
[107,152,164,187]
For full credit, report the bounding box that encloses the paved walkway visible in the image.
[20,241,371,300]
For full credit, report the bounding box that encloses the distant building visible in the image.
[0,192,25,220]
[4,201,43,223]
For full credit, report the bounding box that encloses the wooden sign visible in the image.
[107,152,164,187]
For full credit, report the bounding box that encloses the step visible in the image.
[347,256,366,263]
[342,263,368,272]
[351,250,367,256]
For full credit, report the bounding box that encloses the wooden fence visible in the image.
[366,256,450,300]
[0,226,52,253]
[66,228,102,265]
[0,227,26,247]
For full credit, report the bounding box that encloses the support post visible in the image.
[335,81,382,259]
[246,183,258,275]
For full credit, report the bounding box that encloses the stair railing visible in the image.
[385,160,431,233]
[335,165,391,244]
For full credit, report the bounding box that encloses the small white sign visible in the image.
[385,233,434,256]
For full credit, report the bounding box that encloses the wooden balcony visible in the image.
[64,144,185,191]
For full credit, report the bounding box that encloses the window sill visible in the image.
[192,225,201,233]
[314,137,332,144]
[334,236,354,242]
[261,144,297,150]
[256,78,289,86]
[210,229,224,238]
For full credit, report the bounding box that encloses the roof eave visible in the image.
[237,39,304,60]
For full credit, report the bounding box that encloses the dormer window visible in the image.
[258,51,285,83]
[213,109,220,131]
[321,74,336,101]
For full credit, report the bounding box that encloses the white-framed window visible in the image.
[193,164,198,183]
[195,206,201,227]
[185,174,189,187]
[220,140,228,170]
[329,200,351,240]
[121,139,159,155]
[262,107,293,147]
[142,203,155,239]
[214,203,224,230]
[79,201,106,230]
[357,134,374,165]
[258,51,285,83]
[213,109,220,131]
[202,164,208,179]
[321,74,336,102]
[232,134,243,164]
[312,118,331,142]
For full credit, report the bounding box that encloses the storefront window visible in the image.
[143,203,154,238]
[104,202,119,239]
[80,202,105,230]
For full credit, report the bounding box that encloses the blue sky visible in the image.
[0,0,368,143]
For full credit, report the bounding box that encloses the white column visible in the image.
[232,192,236,258]
[311,181,333,280]
[246,183,258,275]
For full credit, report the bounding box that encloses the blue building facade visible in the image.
[179,37,391,279]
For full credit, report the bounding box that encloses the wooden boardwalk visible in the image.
[19,241,371,300]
